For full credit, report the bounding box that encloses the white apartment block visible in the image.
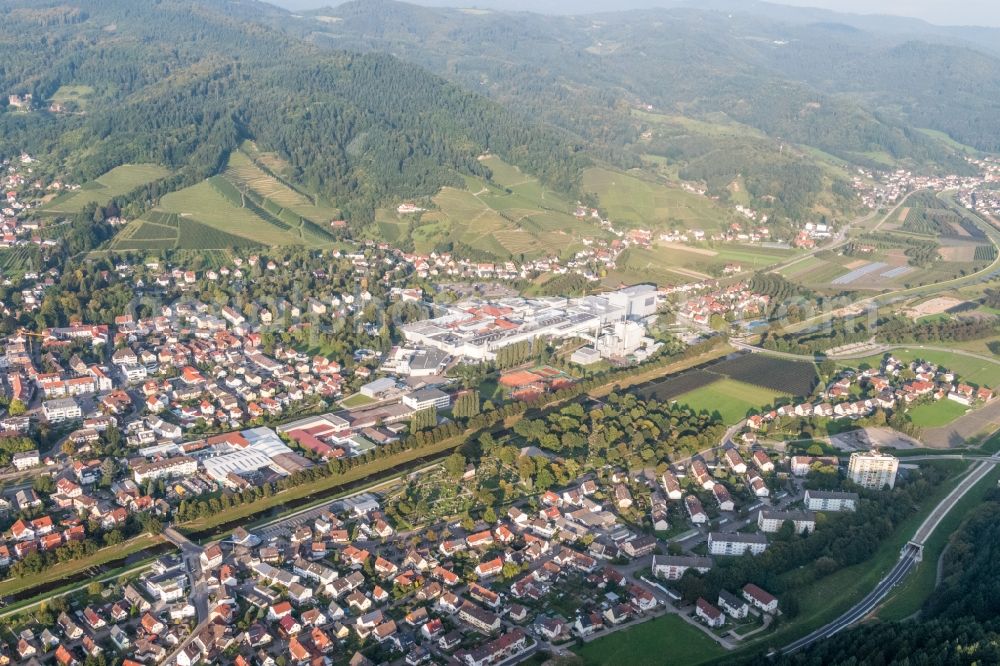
[757,509,816,534]
[804,489,859,512]
[42,398,82,423]
[707,532,768,556]
[848,450,898,489]
[132,456,198,483]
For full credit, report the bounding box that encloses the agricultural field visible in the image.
[172,249,234,269]
[153,179,314,247]
[617,242,794,286]
[42,164,170,214]
[581,166,732,231]
[0,245,39,276]
[614,247,712,286]
[636,354,816,414]
[710,243,797,268]
[49,84,94,110]
[635,369,722,402]
[786,234,992,292]
[711,353,819,395]
[397,156,607,259]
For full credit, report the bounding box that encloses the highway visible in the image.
[781,456,998,654]
[911,460,994,544]
[782,544,921,654]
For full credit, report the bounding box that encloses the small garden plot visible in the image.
[539,575,604,618]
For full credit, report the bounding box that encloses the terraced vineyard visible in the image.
[0,245,39,275]
[111,211,262,251]
[105,146,341,251]
[224,148,340,225]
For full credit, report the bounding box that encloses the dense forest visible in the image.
[0,0,585,224]
[766,488,1000,665]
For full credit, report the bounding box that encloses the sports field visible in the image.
[43,164,170,214]
[673,378,790,423]
[907,398,972,428]
[575,613,725,666]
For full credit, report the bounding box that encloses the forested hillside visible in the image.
[0,0,584,223]
[3,0,1000,238]
[291,0,1000,221]
[313,0,1000,159]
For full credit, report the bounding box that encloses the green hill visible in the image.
[375,156,609,259]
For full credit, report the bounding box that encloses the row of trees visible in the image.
[761,315,997,355]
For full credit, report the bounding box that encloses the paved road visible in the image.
[163,527,209,623]
[731,340,1000,368]
[781,455,998,654]
[768,204,883,275]
[161,528,213,666]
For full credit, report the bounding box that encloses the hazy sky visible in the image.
[776,0,1000,27]
[270,0,1000,27]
